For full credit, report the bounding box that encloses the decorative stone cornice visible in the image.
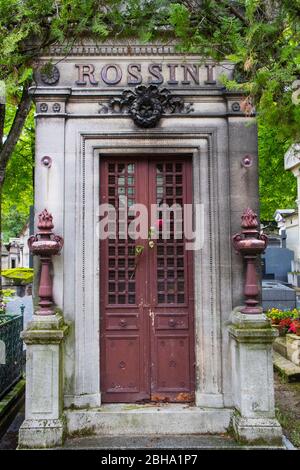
[45,43,204,57]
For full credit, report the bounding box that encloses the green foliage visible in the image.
[258,118,296,220]
[0,288,15,312]
[1,106,34,241]
[0,1,300,226]
[0,289,15,299]
[266,307,299,323]
[1,267,33,284]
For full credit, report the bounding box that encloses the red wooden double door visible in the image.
[100,155,195,403]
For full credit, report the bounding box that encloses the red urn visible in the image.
[233,208,268,314]
[28,209,64,315]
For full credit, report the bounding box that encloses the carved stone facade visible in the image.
[18,41,282,448]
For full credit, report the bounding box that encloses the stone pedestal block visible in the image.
[18,314,69,449]
[286,334,300,365]
[228,308,282,445]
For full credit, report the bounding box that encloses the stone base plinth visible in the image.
[18,418,65,449]
[232,414,283,446]
[229,308,283,445]
[18,313,69,449]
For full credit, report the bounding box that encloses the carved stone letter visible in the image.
[75,64,98,86]
[101,64,122,85]
[181,64,199,85]
[148,64,163,85]
[167,64,179,85]
[127,64,142,85]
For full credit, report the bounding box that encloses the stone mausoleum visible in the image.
[18,41,282,448]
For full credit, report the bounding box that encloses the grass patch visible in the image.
[275,407,300,448]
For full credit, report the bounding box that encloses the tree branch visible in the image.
[0,83,32,184]
[228,4,248,25]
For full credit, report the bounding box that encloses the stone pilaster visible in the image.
[228,308,282,445]
[18,314,69,449]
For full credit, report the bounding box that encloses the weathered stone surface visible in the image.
[61,434,285,450]
[18,418,65,449]
[65,405,232,437]
[18,313,69,449]
[232,414,283,446]
[284,143,300,171]
[286,334,300,366]
[273,350,300,381]
[229,309,282,443]
[273,336,288,358]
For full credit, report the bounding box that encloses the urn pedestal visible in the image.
[18,314,69,448]
[229,309,282,445]
[229,209,282,445]
[18,210,69,449]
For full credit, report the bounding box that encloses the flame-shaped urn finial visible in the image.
[233,208,268,314]
[241,207,259,230]
[28,209,64,315]
[37,208,54,232]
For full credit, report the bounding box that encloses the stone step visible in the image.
[65,405,233,437]
[273,351,300,381]
[273,337,287,358]
[61,434,286,450]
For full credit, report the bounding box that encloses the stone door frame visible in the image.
[63,128,232,409]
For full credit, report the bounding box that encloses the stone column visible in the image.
[229,208,282,444]
[18,314,69,448]
[229,309,282,444]
[18,208,69,449]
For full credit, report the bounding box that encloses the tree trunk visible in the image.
[0,82,32,299]
[0,83,32,181]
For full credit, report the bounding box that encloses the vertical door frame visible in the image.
[68,129,232,410]
[99,155,195,403]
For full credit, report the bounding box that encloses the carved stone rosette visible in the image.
[40,65,60,85]
[232,208,268,314]
[28,209,64,315]
[99,84,193,128]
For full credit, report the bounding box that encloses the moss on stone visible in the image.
[67,426,96,438]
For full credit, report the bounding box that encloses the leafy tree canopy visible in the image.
[1,105,33,241]
[0,0,299,223]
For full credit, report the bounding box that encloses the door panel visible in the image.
[148,159,194,402]
[100,155,194,403]
[100,159,149,402]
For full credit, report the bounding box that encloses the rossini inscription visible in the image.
[75,63,216,86]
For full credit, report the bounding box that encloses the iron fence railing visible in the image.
[0,314,23,399]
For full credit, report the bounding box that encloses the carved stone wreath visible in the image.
[99,84,193,128]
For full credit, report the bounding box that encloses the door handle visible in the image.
[148,226,156,249]
[149,309,155,327]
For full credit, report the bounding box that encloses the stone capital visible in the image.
[230,307,271,328]
[21,313,70,345]
[29,86,72,102]
[229,308,277,344]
